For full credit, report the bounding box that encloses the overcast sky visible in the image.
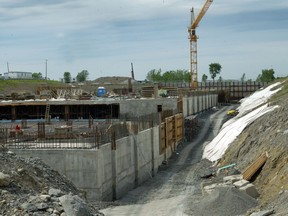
[0,0,287,81]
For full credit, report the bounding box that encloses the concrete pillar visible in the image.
[151,127,155,177]
[11,106,16,121]
[64,105,69,121]
[133,135,139,188]
[111,149,116,200]
[111,129,117,200]
[186,97,189,116]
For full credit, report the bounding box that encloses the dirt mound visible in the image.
[0,149,102,216]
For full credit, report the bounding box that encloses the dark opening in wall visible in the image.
[157,105,162,112]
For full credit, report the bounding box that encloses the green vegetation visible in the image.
[0,79,63,92]
[32,72,43,79]
[256,69,275,82]
[76,70,89,82]
[270,78,288,104]
[209,63,222,81]
[63,72,72,83]
[202,74,208,82]
[146,69,190,82]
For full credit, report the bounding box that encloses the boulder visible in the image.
[59,194,91,216]
[223,174,243,184]
[240,183,260,199]
[233,179,249,188]
[202,182,230,195]
[49,188,63,197]
[250,209,274,216]
[0,172,10,187]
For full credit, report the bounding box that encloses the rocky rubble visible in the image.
[0,149,103,216]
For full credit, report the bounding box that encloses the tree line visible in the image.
[31,63,277,83]
[146,63,277,83]
[63,70,89,83]
[31,70,89,83]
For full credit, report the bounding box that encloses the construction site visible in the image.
[2,78,288,216]
[1,0,287,216]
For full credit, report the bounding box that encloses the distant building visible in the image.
[3,71,33,80]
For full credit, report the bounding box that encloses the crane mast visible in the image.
[188,0,213,89]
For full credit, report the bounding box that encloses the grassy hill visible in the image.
[0,79,66,95]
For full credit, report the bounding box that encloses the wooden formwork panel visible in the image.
[165,117,174,149]
[174,113,183,143]
[159,113,184,155]
[177,97,183,113]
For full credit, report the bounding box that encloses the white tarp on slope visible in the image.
[237,82,282,116]
[203,82,282,162]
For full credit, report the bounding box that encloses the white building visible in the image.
[4,71,33,79]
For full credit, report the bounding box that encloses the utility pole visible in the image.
[7,62,10,73]
[45,59,48,80]
[131,62,135,80]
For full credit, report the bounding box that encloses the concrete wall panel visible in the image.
[99,143,113,201]
[136,129,153,185]
[120,98,178,117]
[115,136,135,198]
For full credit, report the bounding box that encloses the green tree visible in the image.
[162,71,174,82]
[63,72,71,83]
[146,69,190,82]
[76,70,89,82]
[146,69,162,82]
[175,69,190,82]
[209,63,222,81]
[256,69,275,82]
[182,70,190,82]
[202,74,208,82]
[218,76,223,82]
[32,72,42,79]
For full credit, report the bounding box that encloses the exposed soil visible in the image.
[219,81,288,215]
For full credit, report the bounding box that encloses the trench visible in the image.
[100,105,233,216]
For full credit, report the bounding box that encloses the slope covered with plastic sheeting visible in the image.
[203,82,282,162]
[237,82,282,116]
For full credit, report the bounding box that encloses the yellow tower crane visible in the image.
[188,0,213,90]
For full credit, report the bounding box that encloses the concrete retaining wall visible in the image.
[183,93,218,117]
[13,126,161,201]
[13,93,217,201]
[119,98,178,117]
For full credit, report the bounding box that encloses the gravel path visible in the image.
[100,106,233,216]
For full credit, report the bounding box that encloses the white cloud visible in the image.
[0,0,287,80]
[211,0,288,15]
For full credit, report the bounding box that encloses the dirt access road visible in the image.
[100,106,233,216]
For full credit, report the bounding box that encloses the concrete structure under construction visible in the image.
[8,92,218,201]
[0,91,216,121]
[0,98,180,120]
